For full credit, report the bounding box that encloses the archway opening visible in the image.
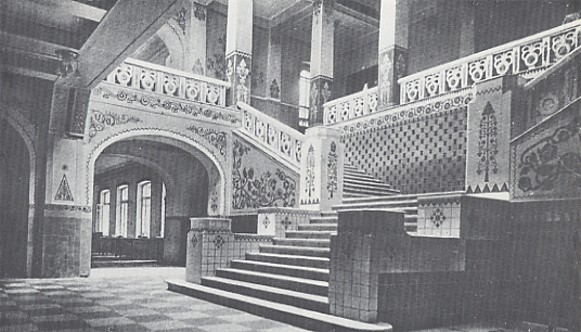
[91,138,211,268]
[0,118,31,277]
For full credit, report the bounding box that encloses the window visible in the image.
[96,190,111,236]
[160,183,166,238]
[136,181,152,238]
[115,185,129,237]
[299,69,310,129]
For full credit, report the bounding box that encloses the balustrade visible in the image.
[399,19,581,104]
[106,58,229,107]
[238,102,303,168]
[323,85,378,125]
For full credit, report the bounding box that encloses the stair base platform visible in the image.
[166,279,392,332]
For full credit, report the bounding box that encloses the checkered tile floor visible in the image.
[0,267,307,332]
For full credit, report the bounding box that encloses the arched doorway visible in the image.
[89,134,223,268]
[0,118,31,277]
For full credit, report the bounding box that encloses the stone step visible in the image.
[201,276,329,313]
[333,199,418,211]
[259,244,330,258]
[285,230,334,239]
[343,174,388,184]
[215,268,328,296]
[297,223,338,232]
[343,179,393,190]
[272,238,331,248]
[230,260,329,281]
[245,253,330,269]
[343,187,400,197]
[166,279,393,332]
[308,216,339,224]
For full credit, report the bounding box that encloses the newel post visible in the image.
[299,127,344,212]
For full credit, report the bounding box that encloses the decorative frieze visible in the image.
[88,110,141,140]
[186,126,227,156]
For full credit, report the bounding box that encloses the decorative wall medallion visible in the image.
[93,87,239,124]
[193,3,206,21]
[191,234,198,248]
[538,92,560,117]
[262,216,270,229]
[88,110,141,139]
[282,217,292,230]
[176,7,187,34]
[305,145,316,197]
[477,102,499,182]
[192,58,205,75]
[186,126,227,156]
[55,174,74,202]
[430,208,446,228]
[214,234,225,249]
[327,142,338,198]
[270,79,280,99]
[232,140,297,209]
[517,115,581,192]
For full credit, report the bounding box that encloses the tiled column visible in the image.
[309,0,335,126]
[299,127,344,212]
[186,218,232,283]
[465,76,520,194]
[225,0,253,105]
[186,1,207,75]
[377,0,409,107]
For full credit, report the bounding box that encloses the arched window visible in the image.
[115,184,129,237]
[96,189,111,236]
[299,69,310,129]
[136,181,152,238]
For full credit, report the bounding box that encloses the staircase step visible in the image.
[285,230,334,239]
[230,260,329,281]
[259,244,330,258]
[343,180,393,190]
[333,199,418,210]
[166,279,393,332]
[309,216,339,224]
[201,276,329,313]
[298,223,337,232]
[273,238,330,248]
[245,253,330,269]
[344,188,400,197]
[215,268,328,296]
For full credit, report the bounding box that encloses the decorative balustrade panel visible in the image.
[400,20,581,104]
[106,58,229,107]
[323,86,378,125]
[239,103,303,168]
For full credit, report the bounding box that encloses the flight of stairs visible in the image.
[343,164,399,198]
[167,212,392,331]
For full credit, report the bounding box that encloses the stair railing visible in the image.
[236,102,303,170]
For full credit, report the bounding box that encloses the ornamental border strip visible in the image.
[339,92,473,136]
[93,84,240,125]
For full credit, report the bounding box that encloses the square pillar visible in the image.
[186,218,231,283]
[378,0,409,107]
[299,127,344,212]
[309,0,335,126]
[225,0,253,105]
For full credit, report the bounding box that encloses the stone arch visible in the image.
[156,20,186,70]
[86,128,227,217]
[0,103,37,204]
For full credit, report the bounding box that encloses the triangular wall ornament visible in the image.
[55,174,74,202]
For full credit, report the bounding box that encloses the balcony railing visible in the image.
[237,102,303,169]
[323,85,378,125]
[399,19,581,104]
[105,58,230,107]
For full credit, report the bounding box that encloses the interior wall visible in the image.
[93,164,164,238]
[205,8,228,81]
[0,119,30,277]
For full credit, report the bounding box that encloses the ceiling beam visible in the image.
[61,0,189,89]
[0,31,78,60]
[40,0,107,22]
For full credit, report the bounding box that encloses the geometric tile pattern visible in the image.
[344,107,467,194]
[0,268,307,332]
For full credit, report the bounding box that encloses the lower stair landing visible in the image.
[166,279,392,332]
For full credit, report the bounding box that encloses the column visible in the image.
[225,0,253,104]
[299,127,344,212]
[377,0,409,107]
[186,1,208,75]
[309,0,335,126]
